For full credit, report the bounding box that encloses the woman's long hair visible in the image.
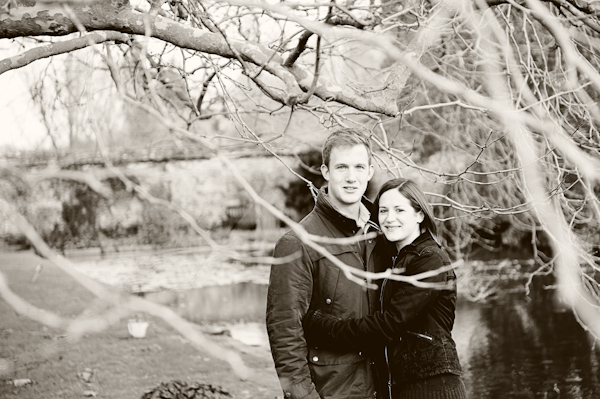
[374,178,440,243]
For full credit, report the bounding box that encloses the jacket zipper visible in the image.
[380,256,393,399]
[384,345,392,399]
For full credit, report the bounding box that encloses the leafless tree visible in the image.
[1,0,600,376]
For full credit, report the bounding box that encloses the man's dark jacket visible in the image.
[266,187,378,399]
[304,232,462,399]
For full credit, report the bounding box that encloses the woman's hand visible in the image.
[303,310,345,349]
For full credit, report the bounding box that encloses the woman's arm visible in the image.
[303,250,452,350]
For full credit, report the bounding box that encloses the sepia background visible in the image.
[1,0,600,397]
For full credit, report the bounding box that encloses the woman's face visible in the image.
[378,189,424,250]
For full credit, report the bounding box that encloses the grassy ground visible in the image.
[0,251,282,399]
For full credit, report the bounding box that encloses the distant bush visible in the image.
[283,150,325,221]
[139,204,174,246]
[62,182,102,248]
[136,181,185,246]
[1,233,29,249]
[2,158,296,250]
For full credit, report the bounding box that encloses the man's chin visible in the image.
[341,195,362,205]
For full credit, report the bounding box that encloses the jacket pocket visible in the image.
[307,347,374,399]
[406,330,434,342]
[308,347,364,366]
[392,334,461,381]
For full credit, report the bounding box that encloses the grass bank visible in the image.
[0,251,281,399]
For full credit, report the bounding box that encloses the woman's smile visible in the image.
[378,189,424,250]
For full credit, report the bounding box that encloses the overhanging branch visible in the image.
[0,31,130,75]
[0,2,399,114]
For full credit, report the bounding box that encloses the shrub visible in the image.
[283,150,325,221]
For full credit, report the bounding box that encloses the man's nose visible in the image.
[345,168,357,181]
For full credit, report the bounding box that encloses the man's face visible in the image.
[321,144,374,213]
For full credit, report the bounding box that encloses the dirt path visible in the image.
[0,250,282,399]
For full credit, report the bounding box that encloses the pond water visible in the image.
[69,249,600,398]
[142,281,600,399]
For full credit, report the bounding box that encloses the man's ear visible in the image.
[321,164,330,181]
[368,164,375,181]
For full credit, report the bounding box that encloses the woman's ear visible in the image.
[418,211,425,223]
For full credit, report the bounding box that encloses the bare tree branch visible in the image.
[0,197,253,378]
[0,31,130,75]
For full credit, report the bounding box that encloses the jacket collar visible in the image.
[400,231,438,254]
[315,186,378,235]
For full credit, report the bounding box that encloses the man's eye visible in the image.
[357,165,365,170]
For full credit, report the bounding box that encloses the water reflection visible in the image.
[146,282,600,398]
[143,282,268,323]
[460,286,600,399]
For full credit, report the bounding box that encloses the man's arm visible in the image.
[266,233,321,399]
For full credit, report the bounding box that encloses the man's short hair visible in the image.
[322,128,373,167]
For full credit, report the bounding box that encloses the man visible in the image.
[266,128,379,399]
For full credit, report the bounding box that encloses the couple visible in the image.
[266,129,467,399]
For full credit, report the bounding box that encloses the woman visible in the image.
[303,178,466,399]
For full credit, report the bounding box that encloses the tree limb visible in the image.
[0,196,253,378]
[0,31,130,75]
[0,2,400,114]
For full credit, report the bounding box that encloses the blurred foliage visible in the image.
[1,0,598,267]
[1,157,293,251]
[283,150,325,221]
[138,182,179,246]
[62,183,101,248]
[140,203,177,246]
